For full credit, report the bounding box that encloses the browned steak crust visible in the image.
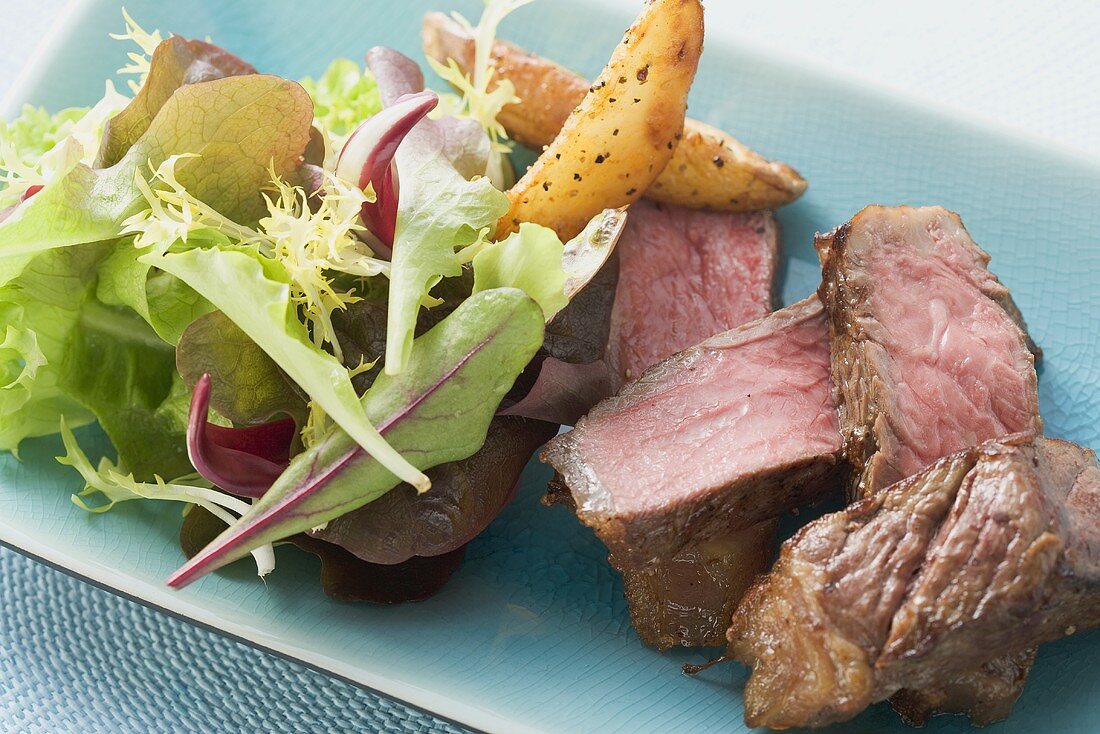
[728,435,1100,729]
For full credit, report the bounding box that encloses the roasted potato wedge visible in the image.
[485,0,704,240]
[424,9,806,213]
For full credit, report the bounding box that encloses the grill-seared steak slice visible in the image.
[728,435,1100,730]
[542,201,788,648]
[606,200,780,387]
[815,205,1044,722]
[543,297,843,647]
[616,519,779,649]
[816,205,1042,500]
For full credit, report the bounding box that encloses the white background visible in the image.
[608,0,1098,157]
[10,0,1098,156]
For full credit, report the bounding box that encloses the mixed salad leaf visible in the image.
[0,4,621,593]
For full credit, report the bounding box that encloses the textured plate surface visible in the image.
[2,1,1099,732]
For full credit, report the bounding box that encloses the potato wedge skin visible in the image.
[493,0,705,241]
[423,9,806,213]
[647,119,807,210]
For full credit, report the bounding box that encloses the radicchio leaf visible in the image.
[311,415,557,564]
[335,91,439,253]
[366,47,490,180]
[186,374,294,498]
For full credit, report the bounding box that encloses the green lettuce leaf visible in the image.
[60,296,190,479]
[299,59,382,138]
[97,36,256,167]
[0,248,100,452]
[95,238,214,344]
[0,74,313,260]
[143,246,427,489]
[472,223,568,320]
[1,83,128,217]
[0,105,89,163]
[0,245,187,477]
[168,287,545,586]
[472,208,627,322]
[175,309,306,425]
[384,135,508,374]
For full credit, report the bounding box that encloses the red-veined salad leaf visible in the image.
[167,287,544,587]
[366,48,508,376]
[143,246,428,490]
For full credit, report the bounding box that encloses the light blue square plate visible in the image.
[3,1,1099,732]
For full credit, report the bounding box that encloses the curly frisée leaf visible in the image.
[166,287,545,587]
[142,246,428,492]
[426,0,533,187]
[0,74,313,260]
[122,155,386,357]
[58,421,275,578]
[110,8,164,93]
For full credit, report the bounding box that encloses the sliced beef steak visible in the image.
[543,298,843,646]
[816,205,1041,500]
[538,202,788,647]
[888,648,1037,727]
[816,205,1044,721]
[616,519,779,649]
[606,200,780,387]
[728,435,1100,730]
[508,201,779,426]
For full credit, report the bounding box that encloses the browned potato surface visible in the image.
[480,0,705,241]
[424,9,806,214]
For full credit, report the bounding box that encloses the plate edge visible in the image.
[0,530,551,734]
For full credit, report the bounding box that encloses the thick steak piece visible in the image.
[816,205,1042,500]
[606,200,780,387]
[614,519,779,649]
[540,201,787,648]
[728,435,1100,730]
[543,298,843,647]
[816,205,1043,722]
[509,201,779,426]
